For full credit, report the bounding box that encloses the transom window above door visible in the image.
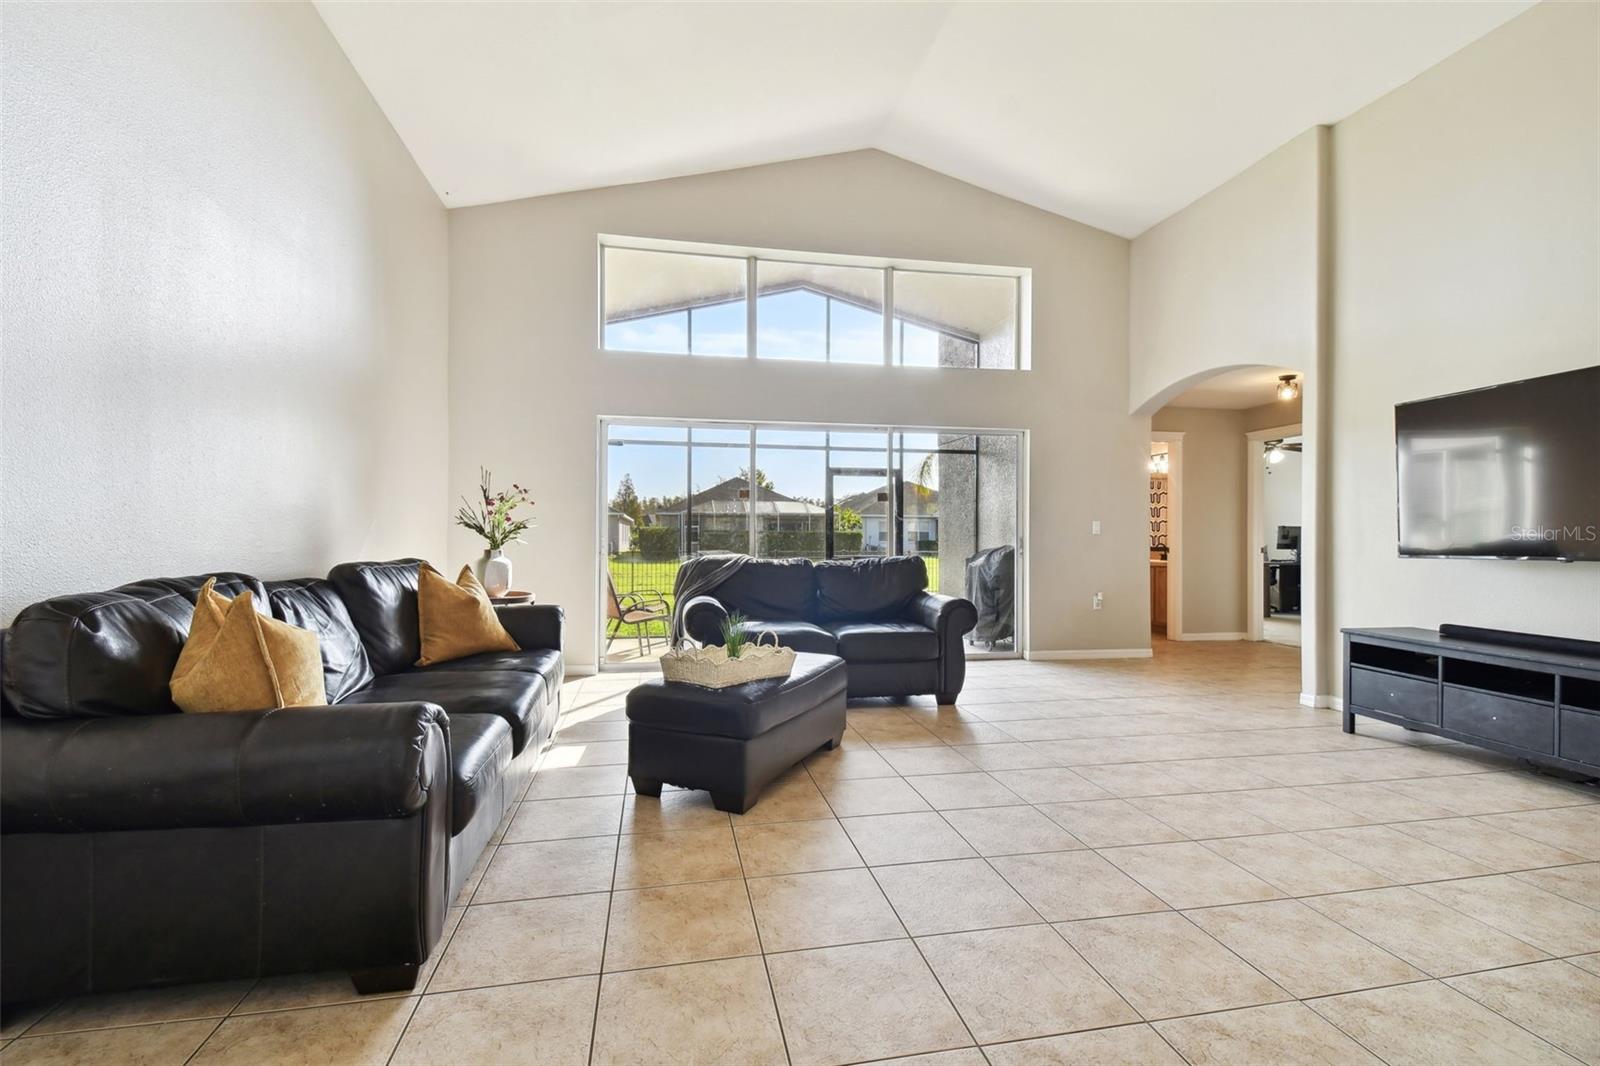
[599,237,1029,369]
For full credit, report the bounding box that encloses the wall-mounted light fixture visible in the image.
[1277,375,1301,402]
[1148,453,1169,474]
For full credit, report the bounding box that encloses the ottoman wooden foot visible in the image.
[936,692,959,706]
[821,730,845,751]
[631,775,662,797]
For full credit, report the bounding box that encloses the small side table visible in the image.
[490,591,535,606]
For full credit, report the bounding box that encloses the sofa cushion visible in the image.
[448,714,513,836]
[815,557,928,622]
[265,578,376,702]
[735,620,837,656]
[342,668,548,754]
[705,558,817,621]
[416,565,519,667]
[3,573,266,719]
[171,584,325,713]
[827,621,939,663]
[404,648,562,700]
[327,559,424,676]
[627,652,847,740]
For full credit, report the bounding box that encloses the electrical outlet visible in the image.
[1091,520,1102,535]
[1092,592,1104,610]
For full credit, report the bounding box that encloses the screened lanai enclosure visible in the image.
[599,240,1026,368]
[602,421,1022,667]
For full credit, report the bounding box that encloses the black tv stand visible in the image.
[1342,626,1600,777]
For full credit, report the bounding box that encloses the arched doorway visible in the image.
[1136,364,1323,705]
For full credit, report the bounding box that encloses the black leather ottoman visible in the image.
[626,653,848,814]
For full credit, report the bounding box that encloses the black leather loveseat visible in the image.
[0,559,561,1007]
[681,556,977,703]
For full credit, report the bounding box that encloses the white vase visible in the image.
[478,549,513,597]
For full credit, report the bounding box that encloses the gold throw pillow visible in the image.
[416,563,520,667]
[171,578,327,713]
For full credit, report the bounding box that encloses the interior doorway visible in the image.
[1148,432,1183,639]
[1248,423,1303,646]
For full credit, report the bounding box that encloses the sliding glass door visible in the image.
[602,419,1022,668]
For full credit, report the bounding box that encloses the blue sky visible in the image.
[604,289,945,365]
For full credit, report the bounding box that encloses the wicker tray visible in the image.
[660,633,795,689]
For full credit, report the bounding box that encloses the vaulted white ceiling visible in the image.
[315,0,1531,237]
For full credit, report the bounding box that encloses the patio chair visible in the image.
[605,571,672,659]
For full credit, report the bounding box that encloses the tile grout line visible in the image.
[583,751,627,1066]
[179,1016,226,1066]
[727,795,796,1066]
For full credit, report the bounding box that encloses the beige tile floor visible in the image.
[5,639,1599,1065]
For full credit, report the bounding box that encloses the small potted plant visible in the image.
[454,468,534,597]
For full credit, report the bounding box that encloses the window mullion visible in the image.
[746,258,757,360]
[882,267,894,366]
[1013,277,1023,370]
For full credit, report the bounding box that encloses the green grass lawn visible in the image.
[606,554,942,643]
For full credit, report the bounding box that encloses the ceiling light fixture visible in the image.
[1277,375,1301,401]
[1149,453,1169,474]
[1265,439,1287,465]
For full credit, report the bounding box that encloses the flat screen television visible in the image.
[1396,365,1599,561]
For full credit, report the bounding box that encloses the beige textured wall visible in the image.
[1242,398,1302,435]
[1327,0,1600,692]
[448,150,1143,668]
[1151,408,1247,636]
[1129,130,1322,414]
[1,2,450,621]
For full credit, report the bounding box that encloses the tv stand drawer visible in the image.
[1349,667,1438,725]
[1560,708,1600,765]
[1443,685,1554,754]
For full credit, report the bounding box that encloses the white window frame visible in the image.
[598,236,1031,370]
[598,416,1028,671]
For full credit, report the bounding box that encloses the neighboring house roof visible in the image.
[607,511,635,525]
[649,475,823,519]
[838,483,939,517]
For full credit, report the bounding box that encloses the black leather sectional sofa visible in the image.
[682,556,977,703]
[0,559,561,1006]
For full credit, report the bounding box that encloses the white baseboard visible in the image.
[1299,693,1344,710]
[1178,632,1247,642]
[1026,648,1155,661]
[565,663,600,678]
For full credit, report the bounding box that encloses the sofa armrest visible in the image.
[680,595,729,646]
[905,591,978,639]
[905,592,978,701]
[1,703,448,834]
[495,603,563,651]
